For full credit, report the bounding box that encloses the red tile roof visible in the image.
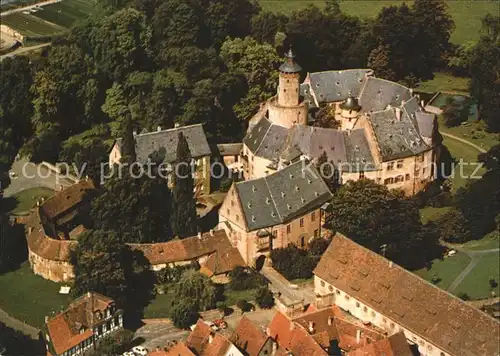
[161,342,196,356]
[186,320,212,354]
[335,318,385,352]
[46,293,115,355]
[314,233,500,356]
[231,317,269,356]
[348,331,413,356]
[40,180,95,220]
[200,247,246,277]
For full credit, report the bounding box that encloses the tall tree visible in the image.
[171,133,197,238]
[326,179,440,269]
[469,15,500,132]
[251,11,288,44]
[91,172,172,243]
[174,269,217,311]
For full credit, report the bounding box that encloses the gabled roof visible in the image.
[234,161,333,231]
[243,117,288,160]
[308,69,373,103]
[187,320,212,354]
[186,320,238,356]
[39,180,95,221]
[217,143,243,156]
[116,124,211,164]
[46,293,115,355]
[156,342,195,355]
[348,331,413,356]
[231,317,270,356]
[314,233,500,356]
[200,247,246,277]
[359,77,412,113]
[368,108,430,161]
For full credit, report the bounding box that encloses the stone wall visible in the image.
[0,25,24,42]
[28,249,74,282]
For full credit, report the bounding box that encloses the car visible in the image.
[131,346,148,355]
[447,249,457,257]
[212,318,228,330]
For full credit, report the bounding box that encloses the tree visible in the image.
[228,266,267,291]
[251,11,288,44]
[175,270,217,311]
[270,245,318,280]
[171,132,198,238]
[88,329,134,356]
[448,41,476,76]
[470,15,500,132]
[220,37,281,121]
[0,321,45,355]
[0,221,28,273]
[315,151,340,192]
[367,45,396,81]
[308,238,330,256]
[71,230,155,312]
[90,171,172,243]
[326,179,439,269]
[434,209,471,243]
[478,144,500,171]
[442,97,469,127]
[171,300,199,329]
[255,287,274,308]
[236,299,252,313]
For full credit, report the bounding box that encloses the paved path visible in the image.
[0,306,39,339]
[0,42,50,61]
[439,131,487,153]
[135,307,275,351]
[0,0,60,16]
[445,242,499,293]
[261,266,316,305]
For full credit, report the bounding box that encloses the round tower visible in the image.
[338,92,362,130]
[278,48,302,107]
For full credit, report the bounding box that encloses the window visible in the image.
[384,177,394,185]
[287,225,291,234]
[390,323,395,329]
[231,200,234,207]
[415,169,420,177]
[405,173,410,181]
[356,302,360,308]
[314,229,319,237]
[345,295,350,300]
[422,167,427,176]
[371,311,375,317]
[227,209,230,215]
[428,345,433,351]
[440,353,445,356]
[329,286,333,292]
[321,281,325,287]
[300,218,304,227]
[363,306,368,313]
[387,162,394,171]
[236,215,239,222]
[418,154,425,163]
[336,290,341,295]
[396,160,404,168]
[359,171,365,179]
[311,212,316,221]
[395,175,404,183]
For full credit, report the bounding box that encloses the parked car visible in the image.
[212,319,228,330]
[447,249,457,257]
[131,346,148,355]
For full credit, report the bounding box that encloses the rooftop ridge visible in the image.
[334,233,500,325]
[264,174,283,222]
[131,123,204,138]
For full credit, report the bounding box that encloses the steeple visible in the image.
[279,47,302,74]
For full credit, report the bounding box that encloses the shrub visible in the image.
[236,299,252,313]
[228,266,267,291]
[255,287,274,309]
[434,209,472,243]
[458,292,470,301]
[270,245,317,280]
[309,238,330,256]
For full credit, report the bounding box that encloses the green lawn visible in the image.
[454,254,500,299]
[33,0,100,28]
[462,231,499,251]
[1,13,64,37]
[439,117,500,152]
[260,0,498,44]
[416,72,470,94]
[442,136,486,192]
[3,187,54,215]
[419,206,453,224]
[0,263,71,327]
[415,252,471,290]
[143,286,258,319]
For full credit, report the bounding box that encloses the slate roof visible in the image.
[344,129,377,171]
[314,233,500,356]
[116,124,211,164]
[358,77,412,112]
[415,111,436,139]
[217,143,243,156]
[46,293,116,355]
[234,160,333,231]
[308,69,372,103]
[300,83,318,108]
[243,117,288,160]
[368,108,430,161]
[279,48,302,73]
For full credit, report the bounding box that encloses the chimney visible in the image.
[409,88,413,96]
[208,332,214,344]
[395,108,402,122]
[198,232,202,239]
[328,316,334,326]
[289,322,294,331]
[157,126,162,132]
[28,227,33,234]
[210,229,214,236]
[174,122,180,128]
[308,321,315,333]
[356,329,361,344]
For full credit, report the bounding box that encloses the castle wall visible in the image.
[28,249,74,283]
[268,98,308,129]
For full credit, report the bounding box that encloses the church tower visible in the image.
[278,48,302,107]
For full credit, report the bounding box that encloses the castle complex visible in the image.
[239,49,439,196]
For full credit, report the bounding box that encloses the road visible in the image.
[0,0,60,16]
[135,307,275,351]
[3,158,73,197]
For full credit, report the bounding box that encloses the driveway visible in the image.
[134,307,275,351]
[3,158,73,197]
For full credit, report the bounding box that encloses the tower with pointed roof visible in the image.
[338,91,362,130]
[278,48,302,107]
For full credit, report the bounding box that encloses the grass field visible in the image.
[0,263,71,327]
[415,252,471,290]
[2,187,54,215]
[33,0,99,28]
[260,0,498,44]
[416,72,470,94]
[462,231,499,251]
[454,254,500,299]
[2,0,98,37]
